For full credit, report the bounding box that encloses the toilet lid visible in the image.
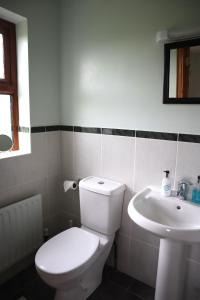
[35,227,99,275]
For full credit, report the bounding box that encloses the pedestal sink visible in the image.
[128,186,200,300]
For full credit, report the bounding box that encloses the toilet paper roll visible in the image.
[63,180,77,192]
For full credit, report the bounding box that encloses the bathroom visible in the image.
[0,0,200,299]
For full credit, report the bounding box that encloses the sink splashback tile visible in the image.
[134,138,177,192]
[175,141,200,189]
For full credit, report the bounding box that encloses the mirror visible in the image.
[163,38,200,104]
[0,134,13,151]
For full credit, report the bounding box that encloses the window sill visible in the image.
[0,148,31,159]
[0,131,31,159]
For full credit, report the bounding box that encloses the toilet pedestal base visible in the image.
[55,286,86,300]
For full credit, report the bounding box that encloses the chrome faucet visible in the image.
[177,180,190,200]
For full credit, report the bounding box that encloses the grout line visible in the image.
[127,236,132,275]
[173,133,179,190]
[72,126,75,179]
[44,127,50,179]
[187,257,200,266]
[132,130,137,192]
[100,128,103,177]
[72,126,76,217]
[130,236,160,250]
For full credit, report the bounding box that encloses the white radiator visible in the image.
[0,194,43,273]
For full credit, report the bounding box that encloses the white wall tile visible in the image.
[74,132,101,179]
[3,127,200,295]
[0,132,64,240]
[129,238,159,287]
[134,138,177,192]
[46,175,63,217]
[44,213,63,237]
[117,234,131,275]
[185,260,200,300]
[16,133,48,184]
[119,188,134,237]
[46,131,61,176]
[175,142,200,188]
[0,184,21,208]
[61,131,74,178]
[188,244,200,264]
[101,135,135,186]
[130,222,160,247]
[17,178,48,220]
[63,211,81,228]
[0,156,23,190]
[62,188,80,221]
[101,134,135,238]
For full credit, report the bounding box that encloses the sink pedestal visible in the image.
[155,239,187,300]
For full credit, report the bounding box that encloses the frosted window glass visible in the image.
[0,95,12,139]
[0,34,4,79]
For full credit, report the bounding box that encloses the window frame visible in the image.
[0,18,19,150]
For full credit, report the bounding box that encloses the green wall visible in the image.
[0,0,60,126]
[1,0,200,134]
[60,0,200,134]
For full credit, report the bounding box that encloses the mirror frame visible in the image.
[163,37,200,104]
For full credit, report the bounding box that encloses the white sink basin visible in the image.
[128,186,200,300]
[128,186,200,243]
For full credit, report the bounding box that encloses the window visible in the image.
[0,18,18,150]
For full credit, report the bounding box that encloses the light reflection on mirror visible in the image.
[0,134,13,151]
[169,45,200,98]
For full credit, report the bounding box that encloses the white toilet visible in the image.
[35,176,125,300]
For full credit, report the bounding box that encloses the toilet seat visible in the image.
[35,227,99,277]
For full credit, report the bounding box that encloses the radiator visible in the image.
[0,194,43,273]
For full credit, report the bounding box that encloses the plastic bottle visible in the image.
[192,176,200,204]
[196,176,200,204]
[161,170,171,197]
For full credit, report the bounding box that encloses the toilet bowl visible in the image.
[35,226,114,300]
[35,176,125,300]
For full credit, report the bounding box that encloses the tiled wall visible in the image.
[1,126,200,299]
[61,127,200,300]
[0,130,63,237]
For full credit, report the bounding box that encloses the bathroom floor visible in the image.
[0,264,155,300]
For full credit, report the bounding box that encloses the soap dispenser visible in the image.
[161,170,171,197]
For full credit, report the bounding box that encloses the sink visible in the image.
[128,186,200,300]
[128,186,200,243]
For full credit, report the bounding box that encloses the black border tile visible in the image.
[102,128,134,137]
[31,126,45,133]
[178,133,200,143]
[136,130,177,141]
[60,125,73,132]
[74,126,101,134]
[45,125,61,132]
[30,124,200,144]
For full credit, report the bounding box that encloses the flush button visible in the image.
[98,181,104,185]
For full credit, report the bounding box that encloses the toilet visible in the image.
[35,176,125,300]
